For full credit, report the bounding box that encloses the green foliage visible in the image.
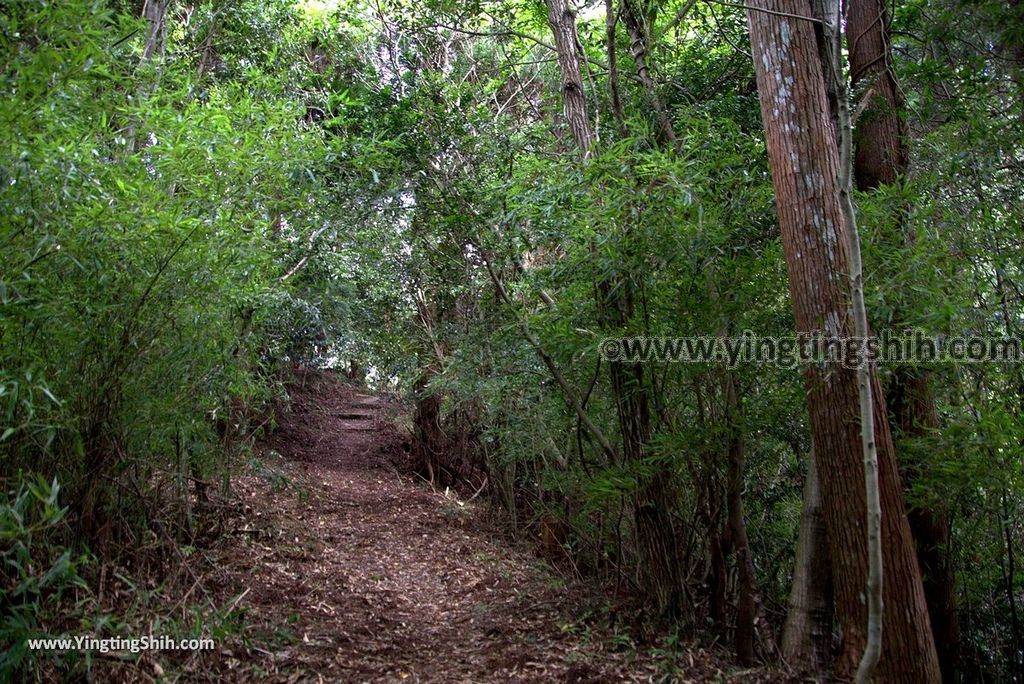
[328,0,1023,676]
[2,0,1022,678]
[0,475,90,680]
[0,0,360,544]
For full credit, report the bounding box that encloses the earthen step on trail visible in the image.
[334,411,376,420]
[337,420,377,431]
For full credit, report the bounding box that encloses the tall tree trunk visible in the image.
[711,265,766,662]
[129,0,170,153]
[692,376,730,630]
[545,0,685,618]
[745,0,942,680]
[781,451,834,674]
[845,0,907,190]
[830,34,883,677]
[412,276,450,486]
[599,281,684,617]
[1002,491,1024,683]
[845,0,958,676]
[724,371,757,664]
[1006,0,1024,94]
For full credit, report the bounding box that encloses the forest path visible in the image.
[205,370,767,683]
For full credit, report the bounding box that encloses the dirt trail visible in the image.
[201,370,777,683]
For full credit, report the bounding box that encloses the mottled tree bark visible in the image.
[745,0,942,680]
[828,9,883,677]
[545,0,594,156]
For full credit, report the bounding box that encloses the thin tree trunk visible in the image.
[605,0,628,135]
[745,0,942,679]
[413,370,445,484]
[693,377,730,630]
[599,275,685,616]
[1002,491,1023,682]
[1006,0,1024,95]
[724,370,756,664]
[619,0,676,145]
[412,287,448,485]
[141,0,170,61]
[710,263,766,662]
[129,0,170,153]
[781,450,834,674]
[545,0,685,618]
[889,375,960,682]
[611,347,685,618]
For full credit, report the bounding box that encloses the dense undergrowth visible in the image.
[0,2,359,678]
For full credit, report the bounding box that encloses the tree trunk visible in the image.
[618,0,676,145]
[612,351,685,618]
[1000,490,1024,683]
[141,0,170,62]
[845,0,908,190]
[546,0,594,155]
[828,10,883,678]
[601,280,684,617]
[781,451,834,674]
[605,0,628,135]
[545,0,685,618]
[745,0,942,680]
[888,374,959,682]
[845,0,959,676]
[412,279,449,486]
[692,377,730,630]
[724,371,757,664]
[413,368,446,485]
[1006,0,1024,94]
[129,0,170,153]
